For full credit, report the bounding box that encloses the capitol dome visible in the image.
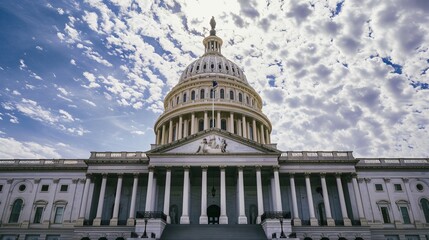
[153,17,272,146]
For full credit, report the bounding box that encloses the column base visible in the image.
[199,216,208,224]
[219,215,228,224]
[310,218,319,226]
[93,218,101,226]
[327,218,335,226]
[127,218,135,226]
[180,216,190,224]
[238,216,248,224]
[343,218,352,226]
[360,218,368,226]
[293,218,301,226]
[109,218,118,226]
[76,218,84,226]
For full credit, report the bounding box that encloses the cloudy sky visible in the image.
[0,0,428,159]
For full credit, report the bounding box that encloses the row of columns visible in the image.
[156,112,271,145]
[78,170,366,227]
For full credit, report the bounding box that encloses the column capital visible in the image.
[364,178,371,183]
[304,172,311,177]
[357,178,364,183]
[255,165,262,170]
[34,178,41,184]
[148,165,155,171]
[133,173,140,178]
[220,165,227,169]
[335,172,342,177]
[53,178,60,183]
[351,172,358,178]
[289,172,295,177]
[201,165,209,169]
[85,173,93,178]
[320,172,327,177]
[402,178,409,183]
[72,178,79,184]
[272,165,280,171]
[79,178,86,184]
[383,178,390,183]
[237,165,245,170]
[7,179,13,184]
[165,165,172,170]
[183,165,191,170]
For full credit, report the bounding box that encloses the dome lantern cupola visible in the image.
[203,17,223,55]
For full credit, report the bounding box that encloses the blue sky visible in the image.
[0,0,428,159]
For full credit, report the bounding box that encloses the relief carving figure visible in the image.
[196,136,228,154]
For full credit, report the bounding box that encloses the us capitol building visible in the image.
[1,18,428,240]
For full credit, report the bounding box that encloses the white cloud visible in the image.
[70,59,76,65]
[82,99,97,107]
[59,109,74,122]
[0,137,62,159]
[36,45,43,51]
[12,90,21,95]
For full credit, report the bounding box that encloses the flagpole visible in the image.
[212,88,215,129]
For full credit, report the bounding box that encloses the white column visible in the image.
[219,166,228,224]
[273,166,282,212]
[180,167,190,224]
[260,125,265,144]
[127,174,139,226]
[191,113,195,134]
[336,173,351,226]
[229,112,234,133]
[256,167,264,224]
[77,175,91,225]
[110,174,123,226]
[175,122,179,141]
[163,168,172,223]
[242,116,247,138]
[168,120,173,143]
[204,111,208,130]
[305,173,318,226]
[161,124,166,144]
[252,119,257,141]
[289,173,301,226]
[183,119,188,137]
[352,174,367,226]
[145,168,154,211]
[247,122,251,139]
[93,174,107,226]
[156,129,160,145]
[237,119,242,136]
[217,111,221,129]
[238,167,247,224]
[200,166,208,224]
[265,129,270,144]
[320,173,334,226]
[178,116,183,139]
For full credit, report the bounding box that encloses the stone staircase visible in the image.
[160,224,268,240]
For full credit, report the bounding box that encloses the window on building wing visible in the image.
[375,184,383,191]
[9,199,23,223]
[54,206,64,224]
[420,198,429,223]
[33,207,44,223]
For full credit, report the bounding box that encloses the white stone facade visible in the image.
[1,20,429,240]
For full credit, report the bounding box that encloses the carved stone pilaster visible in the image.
[34,178,41,184]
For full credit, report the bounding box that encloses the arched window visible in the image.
[9,199,23,223]
[421,198,429,223]
[200,89,205,99]
[191,90,195,100]
[238,93,243,102]
[183,93,187,103]
[221,119,227,130]
[198,119,204,131]
[176,96,179,105]
[220,89,225,99]
[229,90,234,100]
[210,89,215,99]
[246,96,249,104]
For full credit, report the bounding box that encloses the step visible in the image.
[160,224,267,240]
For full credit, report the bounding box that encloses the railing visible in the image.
[136,211,167,221]
[0,159,85,166]
[280,151,354,161]
[358,158,429,166]
[90,151,147,159]
[260,211,291,222]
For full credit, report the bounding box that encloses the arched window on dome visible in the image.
[196,65,200,71]
[210,89,215,99]
[176,96,179,105]
[220,89,225,99]
[246,96,249,105]
[219,64,222,70]
[226,65,229,71]
[183,93,187,103]
[229,90,234,100]
[211,63,214,71]
[198,119,204,131]
[221,119,227,130]
[200,89,205,99]
[421,198,429,223]
[191,91,195,100]
[238,93,243,102]
[9,199,23,223]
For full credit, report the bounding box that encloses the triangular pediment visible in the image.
[147,129,280,155]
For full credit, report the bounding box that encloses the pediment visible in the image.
[148,129,279,155]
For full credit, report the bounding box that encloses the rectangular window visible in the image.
[45,235,60,240]
[375,184,383,191]
[41,185,49,192]
[405,236,420,240]
[25,235,40,240]
[0,184,3,192]
[54,207,64,224]
[60,185,68,192]
[1,236,19,240]
[394,184,403,191]
[33,207,44,223]
[401,206,411,224]
[381,206,391,223]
